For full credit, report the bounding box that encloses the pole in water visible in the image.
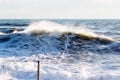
[37,61,40,80]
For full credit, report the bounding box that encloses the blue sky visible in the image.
[0,0,120,19]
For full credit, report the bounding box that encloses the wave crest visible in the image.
[23,21,96,35]
[22,21,113,41]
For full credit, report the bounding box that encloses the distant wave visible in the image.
[0,23,28,26]
[0,28,24,34]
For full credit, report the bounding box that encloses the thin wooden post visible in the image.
[37,61,40,80]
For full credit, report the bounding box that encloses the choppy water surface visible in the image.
[0,19,120,80]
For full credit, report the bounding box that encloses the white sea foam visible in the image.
[23,20,97,36]
[0,20,119,80]
[21,20,114,41]
[0,32,5,35]
[0,54,120,80]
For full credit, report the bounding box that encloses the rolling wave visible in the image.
[22,21,114,42]
[23,21,97,36]
[0,21,119,54]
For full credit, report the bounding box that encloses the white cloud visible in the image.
[0,0,120,18]
[93,0,120,4]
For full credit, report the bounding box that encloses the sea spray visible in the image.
[22,21,114,42]
[0,19,120,80]
[23,21,97,36]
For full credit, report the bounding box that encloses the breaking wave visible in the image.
[0,20,120,80]
[0,21,119,55]
[23,21,97,36]
[23,21,113,40]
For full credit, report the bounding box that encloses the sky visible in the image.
[0,0,120,19]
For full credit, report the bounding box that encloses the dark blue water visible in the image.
[0,19,119,56]
[0,19,120,80]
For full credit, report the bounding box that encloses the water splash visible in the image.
[23,20,97,36]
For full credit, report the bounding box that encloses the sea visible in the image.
[0,19,120,80]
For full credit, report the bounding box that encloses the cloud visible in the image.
[93,0,120,4]
[0,0,120,19]
[0,0,69,9]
